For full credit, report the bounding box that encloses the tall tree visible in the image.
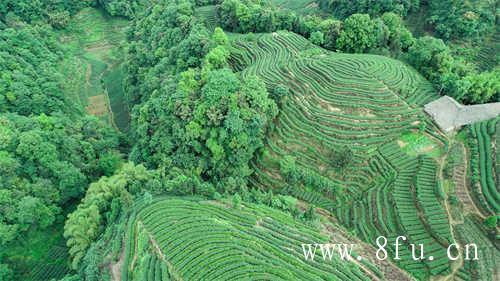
[336,14,376,53]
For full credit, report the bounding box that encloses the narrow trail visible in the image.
[452,143,484,218]
[441,258,463,281]
[110,241,125,281]
[438,141,479,281]
[137,221,183,281]
[435,143,462,281]
[85,63,92,86]
[440,200,464,281]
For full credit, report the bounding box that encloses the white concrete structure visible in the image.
[424,96,500,132]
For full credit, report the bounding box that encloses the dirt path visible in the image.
[440,187,464,281]
[104,88,119,130]
[452,143,484,218]
[85,63,92,86]
[440,257,463,281]
[436,142,473,281]
[110,243,125,281]
[137,221,183,281]
[85,43,113,53]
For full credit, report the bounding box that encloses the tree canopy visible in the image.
[319,0,420,18]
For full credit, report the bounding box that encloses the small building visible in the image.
[424,96,500,132]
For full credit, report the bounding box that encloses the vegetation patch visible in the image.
[85,94,109,116]
[121,197,378,280]
[398,131,443,158]
[58,7,130,130]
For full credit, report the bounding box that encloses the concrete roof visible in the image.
[424,96,500,132]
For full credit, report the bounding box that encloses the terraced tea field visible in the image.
[229,31,460,280]
[119,197,404,281]
[454,216,500,281]
[467,118,500,215]
[195,5,217,31]
[451,30,500,71]
[271,0,322,15]
[28,245,70,281]
[3,224,71,281]
[58,8,130,131]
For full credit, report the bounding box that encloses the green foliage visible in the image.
[271,85,290,105]
[484,215,498,229]
[0,0,144,25]
[0,0,95,27]
[127,3,278,193]
[320,0,495,43]
[315,18,342,49]
[65,204,101,270]
[0,14,125,277]
[204,45,230,70]
[143,191,153,206]
[0,113,119,245]
[219,0,416,56]
[63,161,219,270]
[2,0,498,279]
[279,156,299,184]
[319,0,420,18]
[98,0,145,18]
[0,25,77,116]
[428,0,496,40]
[217,0,497,105]
[212,27,228,46]
[64,163,155,268]
[462,69,500,104]
[405,36,497,103]
[407,36,454,82]
[0,17,123,252]
[232,193,242,208]
[98,152,123,177]
[124,0,212,105]
[132,67,278,192]
[330,146,354,170]
[379,12,414,52]
[0,264,13,281]
[309,31,324,45]
[219,0,281,33]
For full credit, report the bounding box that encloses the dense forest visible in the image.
[0,0,498,280]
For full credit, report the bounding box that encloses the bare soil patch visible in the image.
[86,94,108,116]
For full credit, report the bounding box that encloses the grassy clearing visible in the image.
[398,131,443,158]
[58,8,130,131]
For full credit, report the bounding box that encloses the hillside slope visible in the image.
[230,31,455,280]
[118,197,382,281]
